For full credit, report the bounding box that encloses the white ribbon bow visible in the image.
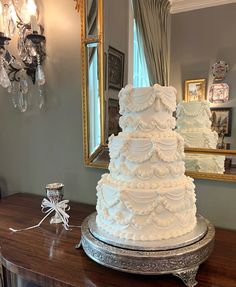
[41,198,70,230]
[9,198,71,233]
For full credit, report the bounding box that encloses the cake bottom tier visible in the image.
[96,174,197,241]
[185,154,225,174]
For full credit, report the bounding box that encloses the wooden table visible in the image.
[0,193,236,287]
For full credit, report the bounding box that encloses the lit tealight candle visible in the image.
[27,0,39,33]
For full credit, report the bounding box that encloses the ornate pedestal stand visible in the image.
[81,213,215,287]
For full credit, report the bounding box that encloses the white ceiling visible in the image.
[171,0,236,14]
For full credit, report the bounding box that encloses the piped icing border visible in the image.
[176,101,212,118]
[186,154,225,173]
[118,84,177,115]
[96,175,197,240]
[119,115,176,132]
[96,214,197,241]
[109,161,185,180]
[176,117,212,130]
[109,132,185,163]
[97,177,195,218]
[98,173,194,190]
[179,130,218,148]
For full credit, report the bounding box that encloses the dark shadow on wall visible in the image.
[0,177,8,198]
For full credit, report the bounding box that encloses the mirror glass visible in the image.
[103,0,129,144]
[175,101,232,175]
[169,2,236,176]
[185,152,236,175]
[81,0,236,180]
[86,42,101,156]
[86,0,98,37]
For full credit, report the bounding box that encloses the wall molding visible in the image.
[171,0,236,14]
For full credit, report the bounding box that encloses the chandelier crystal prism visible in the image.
[0,0,46,112]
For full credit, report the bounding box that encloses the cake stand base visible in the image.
[81,213,215,287]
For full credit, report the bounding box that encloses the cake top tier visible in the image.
[177,101,211,117]
[176,100,212,130]
[118,84,177,115]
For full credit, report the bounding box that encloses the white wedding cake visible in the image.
[96,84,197,241]
[176,101,225,173]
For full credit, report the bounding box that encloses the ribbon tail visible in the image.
[9,208,55,233]
[55,208,70,230]
[9,199,71,233]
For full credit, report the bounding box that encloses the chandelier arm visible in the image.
[8,64,22,82]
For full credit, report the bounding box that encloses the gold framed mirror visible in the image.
[79,0,236,182]
[80,0,106,168]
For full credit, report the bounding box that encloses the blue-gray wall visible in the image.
[0,0,103,204]
[0,1,235,230]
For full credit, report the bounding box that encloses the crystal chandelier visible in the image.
[0,0,46,112]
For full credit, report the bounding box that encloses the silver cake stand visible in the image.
[81,213,215,287]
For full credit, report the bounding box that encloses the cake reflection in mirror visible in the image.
[176,101,225,174]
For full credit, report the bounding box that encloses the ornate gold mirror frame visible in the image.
[79,0,236,182]
[80,0,107,168]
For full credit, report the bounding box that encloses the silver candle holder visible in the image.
[45,183,64,224]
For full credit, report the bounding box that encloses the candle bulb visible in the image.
[27,0,38,33]
[31,15,38,33]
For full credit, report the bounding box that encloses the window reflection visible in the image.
[87,43,101,155]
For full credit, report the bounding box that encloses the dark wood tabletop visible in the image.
[0,193,236,287]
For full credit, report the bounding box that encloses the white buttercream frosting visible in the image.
[96,84,197,241]
[178,130,218,149]
[119,84,177,115]
[176,101,212,130]
[109,132,185,164]
[184,154,225,174]
[96,176,196,240]
[176,101,225,173]
[118,84,177,134]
